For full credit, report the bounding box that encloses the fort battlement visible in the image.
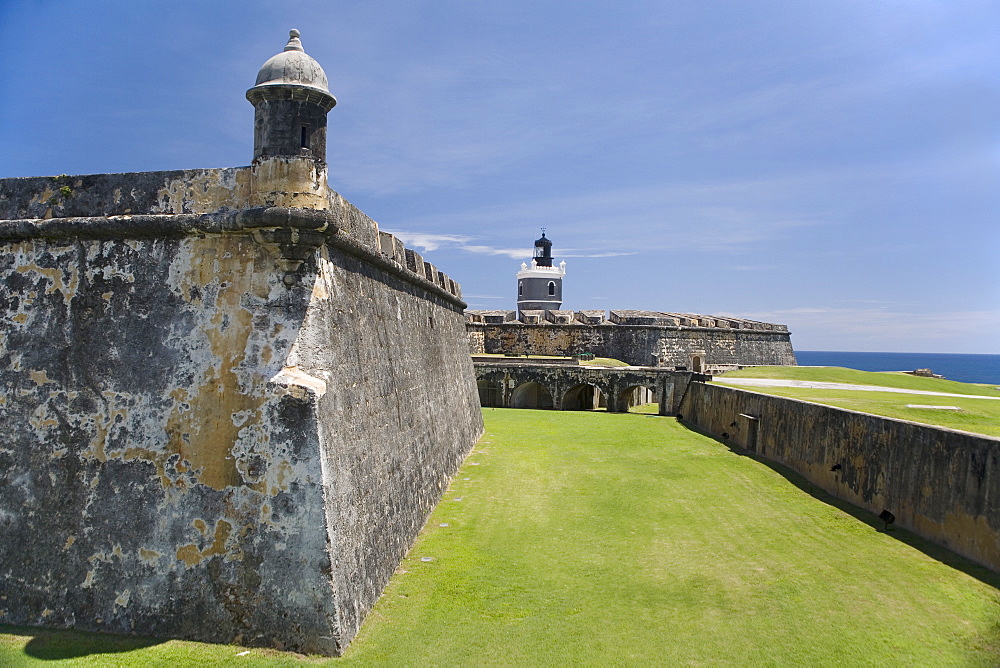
[467,308,789,332]
[0,169,464,305]
[467,308,796,370]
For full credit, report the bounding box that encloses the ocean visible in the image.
[794,351,1000,386]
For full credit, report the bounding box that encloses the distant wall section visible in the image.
[467,309,795,369]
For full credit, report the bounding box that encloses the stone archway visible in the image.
[511,381,554,409]
[562,383,604,410]
[477,379,503,407]
[621,384,658,412]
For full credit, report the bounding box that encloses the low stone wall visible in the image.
[677,383,1000,573]
[0,198,482,652]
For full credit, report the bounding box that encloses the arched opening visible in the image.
[511,382,554,409]
[518,281,523,297]
[562,383,604,410]
[477,380,502,407]
[623,385,658,413]
[692,356,703,373]
[547,281,556,296]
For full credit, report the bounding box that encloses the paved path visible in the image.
[713,377,1000,400]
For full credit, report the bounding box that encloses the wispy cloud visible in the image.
[382,230,471,252]
[383,231,642,260]
[459,245,530,259]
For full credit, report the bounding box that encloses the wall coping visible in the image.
[0,206,467,310]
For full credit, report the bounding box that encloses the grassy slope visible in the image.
[586,357,630,367]
[716,366,1000,437]
[3,409,998,665]
[722,365,1000,397]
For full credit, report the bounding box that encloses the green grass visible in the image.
[716,366,1000,436]
[722,365,1000,397]
[717,385,1000,437]
[3,409,999,665]
[586,357,630,367]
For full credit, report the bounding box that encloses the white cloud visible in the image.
[381,230,471,253]
[459,245,530,259]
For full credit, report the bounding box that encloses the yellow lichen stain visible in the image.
[41,608,54,618]
[11,313,27,324]
[29,188,56,211]
[114,590,131,608]
[160,239,270,491]
[80,571,95,589]
[139,548,161,565]
[175,519,233,568]
[192,518,208,535]
[154,168,251,214]
[80,400,130,463]
[29,370,53,385]
[16,261,80,306]
[63,536,76,550]
[102,292,113,301]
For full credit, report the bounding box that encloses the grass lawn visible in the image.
[715,366,1000,437]
[586,357,630,367]
[3,409,998,665]
[722,365,1000,397]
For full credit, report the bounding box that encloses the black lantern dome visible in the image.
[533,232,553,267]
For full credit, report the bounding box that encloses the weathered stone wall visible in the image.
[0,176,483,653]
[468,322,796,367]
[678,382,1000,573]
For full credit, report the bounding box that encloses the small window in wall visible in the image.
[548,281,555,296]
[300,126,309,148]
[518,282,523,297]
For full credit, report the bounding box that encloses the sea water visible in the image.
[794,351,1000,386]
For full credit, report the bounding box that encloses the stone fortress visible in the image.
[1,25,997,662]
[0,30,483,655]
[468,233,797,372]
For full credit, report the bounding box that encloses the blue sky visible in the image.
[1,0,998,353]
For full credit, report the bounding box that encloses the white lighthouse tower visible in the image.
[516,231,566,314]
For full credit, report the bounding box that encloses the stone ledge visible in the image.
[0,206,467,310]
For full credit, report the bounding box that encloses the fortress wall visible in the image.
[470,323,795,367]
[678,383,1000,573]
[291,244,483,644]
[0,196,482,653]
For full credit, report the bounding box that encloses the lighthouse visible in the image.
[516,231,566,313]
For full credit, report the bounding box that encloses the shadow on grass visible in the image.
[2,624,165,661]
[678,420,1000,592]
